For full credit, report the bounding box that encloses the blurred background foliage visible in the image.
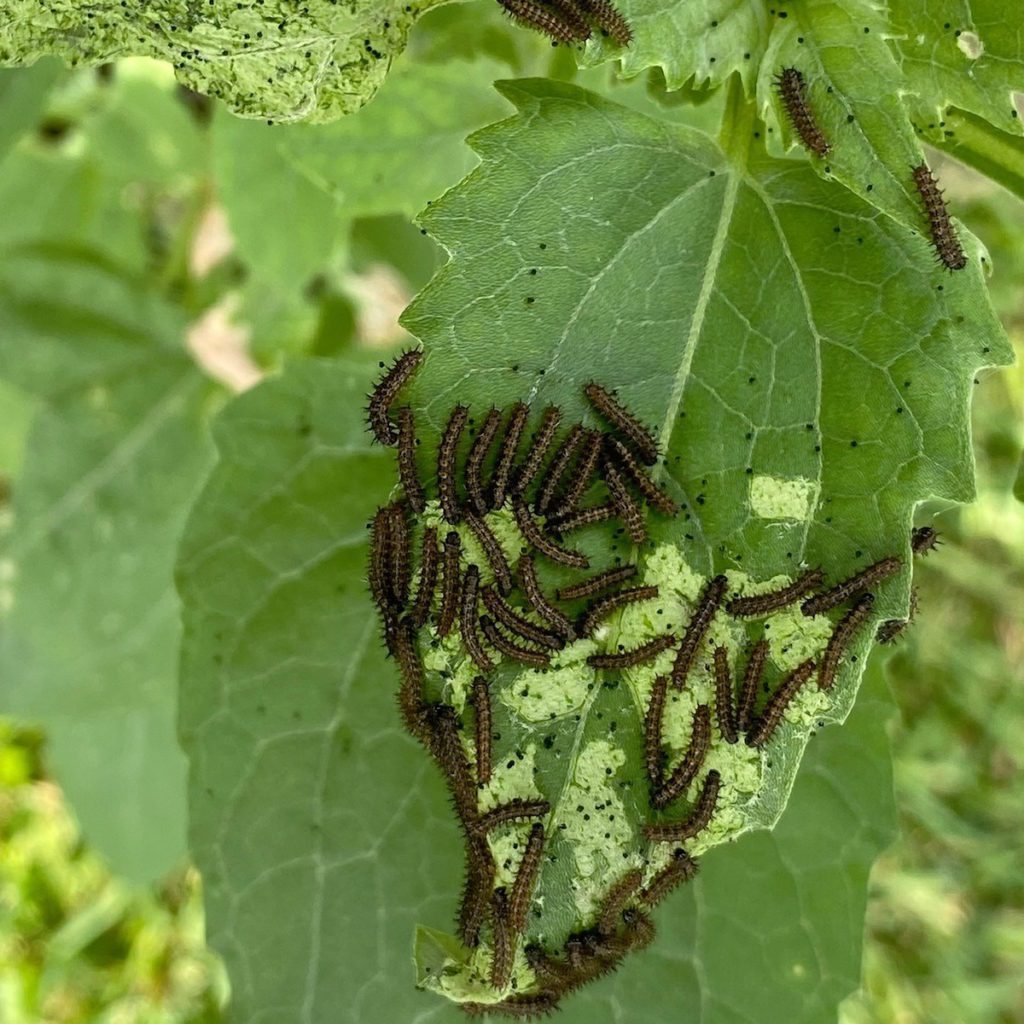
[0,2,1021,1021]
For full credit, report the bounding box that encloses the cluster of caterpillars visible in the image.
[775,67,967,270]
[496,0,632,47]
[366,350,936,1017]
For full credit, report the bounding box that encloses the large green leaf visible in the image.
[0,248,218,881]
[177,355,898,1022]
[0,0,459,123]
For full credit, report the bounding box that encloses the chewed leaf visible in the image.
[0,0,455,122]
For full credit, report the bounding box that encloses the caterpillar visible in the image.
[472,675,492,785]
[472,797,551,836]
[587,632,677,669]
[459,840,496,948]
[606,437,678,515]
[726,568,824,617]
[465,408,503,515]
[437,530,462,637]
[514,406,562,499]
[576,0,633,45]
[518,554,576,639]
[912,163,967,271]
[509,823,546,935]
[578,584,659,637]
[368,506,396,634]
[409,526,439,628]
[644,673,669,790]
[551,429,604,518]
[601,456,647,545]
[638,847,699,908]
[911,525,940,556]
[671,574,728,690]
[583,382,659,465]
[736,638,769,734]
[481,615,552,668]
[396,407,425,513]
[535,423,586,515]
[366,348,423,445]
[775,67,830,157]
[557,564,637,602]
[390,620,429,739]
[513,495,590,569]
[497,0,589,43]
[425,702,478,819]
[460,564,495,671]
[713,646,738,744]
[746,658,816,747]
[384,502,411,607]
[489,887,515,989]
[801,556,901,616]
[480,586,564,650]
[817,593,875,691]
[549,501,617,535]
[645,769,721,843]
[464,510,514,596]
[438,404,469,524]
[653,704,711,810]
[490,402,530,510]
[597,868,645,937]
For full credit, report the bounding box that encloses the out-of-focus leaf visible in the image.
[0,0,461,123]
[0,248,218,881]
[0,59,61,164]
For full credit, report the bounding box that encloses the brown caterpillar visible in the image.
[578,584,659,637]
[606,437,678,515]
[459,836,496,948]
[438,404,469,524]
[602,457,647,545]
[513,495,590,569]
[497,0,589,43]
[395,407,425,513]
[366,349,423,445]
[644,673,669,790]
[818,593,875,691]
[558,564,637,602]
[464,510,514,596]
[746,658,816,747]
[383,502,411,608]
[437,530,462,637]
[509,823,546,936]
[576,0,633,45]
[472,675,492,785]
[368,506,396,633]
[472,798,551,836]
[490,402,530,510]
[481,615,552,668]
[801,556,901,616]
[409,526,439,628]
[597,868,645,937]
[912,163,967,271]
[549,501,617,535]
[639,848,699,909]
[466,408,503,515]
[736,638,769,734]
[551,429,604,518]
[489,887,515,989]
[460,564,494,671]
[518,554,576,640]
[713,646,738,744]
[645,769,721,843]
[535,423,586,515]
[462,993,561,1018]
[911,525,940,556]
[775,67,830,157]
[481,586,564,650]
[514,406,562,499]
[587,632,677,669]
[726,568,824,617]
[671,574,728,690]
[390,620,429,740]
[425,702,478,820]
[584,382,659,465]
[653,704,711,810]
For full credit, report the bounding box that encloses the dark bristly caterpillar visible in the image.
[587,633,677,670]
[490,887,515,989]
[390,621,429,740]
[557,564,636,602]
[481,616,552,668]
[472,798,551,836]
[911,525,940,556]
[459,841,495,949]
[368,506,396,635]
[746,658,816,747]
[535,423,586,515]
[912,163,967,271]
[818,593,875,691]
[490,402,530,510]
[460,565,495,671]
[366,349,423,445]
[671,574,728,690]
[497,0,590,43]
[509,823,546,935]
[396,407,425,513]
[464,510,514,595]
[726,568,824,617]
[643,673,670,790]
[606,437,678,516]
[653,704,711,810]
[384,502,412,607]
[466,408,503,515]
[551,429,603,519]
[514,406,562,498]
[513,495,590,569]
[518,554,576,640]
[578,584,659,637]
[596,869,644,936]
[639,848,699,909]
[576,0,633,45]
[410,526,439,628]
[437,530,462,637]
[713,646,738,744]
[801,556,901,617]
[775,67,830,157]
[472,676,492,785]
[463,993,560,1018]
[481,586,564,650]
[583,382,659,465]
[438,405,469,524]
[877,587,919,645]
[645,769,721,843]
[736,638,769,734]
[602,456,647,545]
[549,501,617,535]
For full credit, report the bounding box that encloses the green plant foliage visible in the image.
[0,60,61,163]
[0,249,219,881]
[0,0,457,123]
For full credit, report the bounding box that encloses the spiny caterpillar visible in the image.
[365,356,921,1015]
[496,0,633,46]
[775,67,830,157]
[912,163,967,271]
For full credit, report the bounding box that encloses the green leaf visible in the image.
[0,59,61,164]
[178,356,898,1023]
[889,0,1024,142]
[0,0,459,123]
[0,247,218,880]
